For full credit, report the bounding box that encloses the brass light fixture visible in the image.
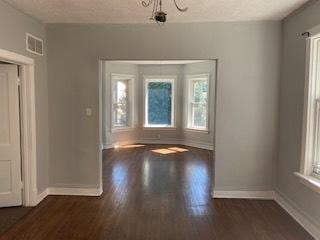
[142,0,188,24]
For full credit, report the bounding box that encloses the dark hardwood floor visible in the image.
[0,144,314,240]
[0,206,32,236]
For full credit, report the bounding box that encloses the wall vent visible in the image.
[26,33,43,56]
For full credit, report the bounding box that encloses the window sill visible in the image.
[111,127,135,133]
[294,172,320,194]
[184,128,209,133]
[143,126,176,131]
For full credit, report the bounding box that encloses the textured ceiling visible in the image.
[4,0,309,24]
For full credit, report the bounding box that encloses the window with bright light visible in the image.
[314,100,320,178]
[299,32,320,182]
[144,77,175,128]
[111,74,134,130]
[187,74,209,131]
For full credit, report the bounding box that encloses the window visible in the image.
[144,77,175,128]
[111,74,134,131]
[296,32,320,192]
[303,33,320,180]
[314,100,320,178]
[187,74,210,131]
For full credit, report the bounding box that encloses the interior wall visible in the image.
[278,0,320,226]
[47,21,281,192]
[0,0,49,194]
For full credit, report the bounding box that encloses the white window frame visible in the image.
[143,75,176,129]
[296,32,320,194]
[110,73,134,132]
[186,73,210,132]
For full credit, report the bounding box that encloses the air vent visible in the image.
[26,33,43,56]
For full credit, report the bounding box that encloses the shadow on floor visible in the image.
[0,206,32,235]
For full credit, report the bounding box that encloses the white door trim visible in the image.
[0,49,38,206]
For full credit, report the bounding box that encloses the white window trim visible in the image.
[296,32,320,193]
[185,73,210,132]
[143,75,176,128]
[110,73,134,132]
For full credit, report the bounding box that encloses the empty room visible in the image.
[0,0,320,239]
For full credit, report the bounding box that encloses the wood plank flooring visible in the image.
[0,144,314,240]
[0,206,32,236]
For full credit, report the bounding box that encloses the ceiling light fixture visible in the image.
[142,0,188,24]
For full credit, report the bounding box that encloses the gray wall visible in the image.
[47,22,281,191]
[0,0,49,193]
[278,0,320,226]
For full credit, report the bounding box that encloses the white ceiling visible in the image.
[5,0,308,24]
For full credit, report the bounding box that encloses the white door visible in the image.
[0,64,22,207]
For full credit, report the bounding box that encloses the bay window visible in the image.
[296,31,320,192]
[111,74,134,131]
[187,74,210,131]
[144,76,175,128]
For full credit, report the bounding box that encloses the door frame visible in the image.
[0,48,38,206]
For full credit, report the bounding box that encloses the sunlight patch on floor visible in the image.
[115,144,145,149]
[168,147,189,152]
[152,147,189,155]
[152,149,177,154]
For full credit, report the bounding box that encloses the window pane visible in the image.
[193,104,206,128]
[314,101,320,176]
[117,81,127,104]
[314,42,320,177]
[147,82,172,125]
[114,103,127,126]
[192,80,208,128]
[114,80,128,127]
[193,80,207,104]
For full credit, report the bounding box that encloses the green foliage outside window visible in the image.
[148,82,172,125]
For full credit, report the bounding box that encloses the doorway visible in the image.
[0,49,38,207]
[99,59,217,194]
[0,63,22,207]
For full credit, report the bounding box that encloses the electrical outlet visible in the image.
[85,108,92,116]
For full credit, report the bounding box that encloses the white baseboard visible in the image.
[103,139,214,151]
[274,191,320,240]
[183,141,214,150]
[103,143,115,149]
[212,190,275,199]
[36,188,48,205]
[47,187,103,196]
[211,189,319,239]
[103,140,137,149]
[37,187,103,204]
